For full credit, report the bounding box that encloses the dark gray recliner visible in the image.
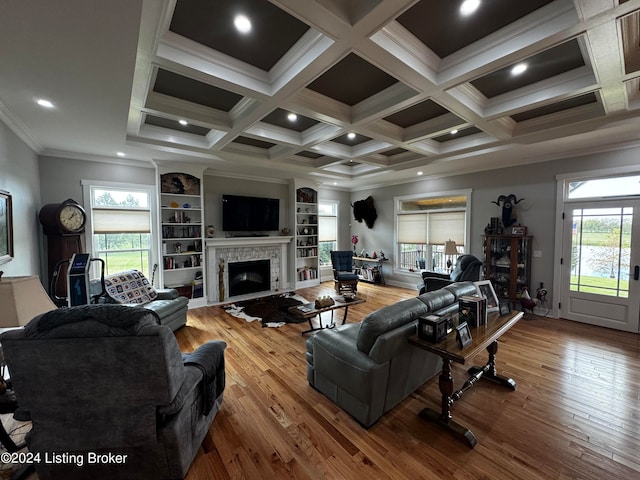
[0,304,225,480]
[417,254,483,295]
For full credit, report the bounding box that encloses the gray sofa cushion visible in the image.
[356,297,429,354]
[443,281,479,298]
[416,289,456,311]
[141,296,189,318]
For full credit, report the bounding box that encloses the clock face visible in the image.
[59,204,85,232]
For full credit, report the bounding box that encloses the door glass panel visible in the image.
[570,207,631,297]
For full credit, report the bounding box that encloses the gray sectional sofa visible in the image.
[305,281,477,427]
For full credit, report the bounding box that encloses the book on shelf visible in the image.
[458,295,487,328]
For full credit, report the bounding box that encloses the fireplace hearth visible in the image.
[228,259,271,297]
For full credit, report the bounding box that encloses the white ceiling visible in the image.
[2,0,640,189]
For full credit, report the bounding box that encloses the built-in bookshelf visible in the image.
[292,182,319,287]
[159,170,206,307]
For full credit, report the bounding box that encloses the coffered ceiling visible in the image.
[2,0,640,188]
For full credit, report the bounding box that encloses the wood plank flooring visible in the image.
[180,282,640,480]
[6,283,639,479]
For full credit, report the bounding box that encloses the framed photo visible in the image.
[511,225,527,236]
[0,190,13,265]
[456,322,472,349]
[499,300,511,316]
[418,314,453,342]
[474,280,499,312]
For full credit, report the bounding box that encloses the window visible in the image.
[318,201,337,266]
[83,182,155,278]
[567,174,640,199]
[395,191,470,272]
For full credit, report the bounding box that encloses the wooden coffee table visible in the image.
[409,310,524,448]
[289,295,365,335]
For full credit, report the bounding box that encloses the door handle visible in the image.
[635,265,639,281]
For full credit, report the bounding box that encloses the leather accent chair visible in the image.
[1,304,226,480]
[331,250,359,294]
[417,254,483,295]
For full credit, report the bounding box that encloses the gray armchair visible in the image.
[0,304,226,480]
[417,254,483,295]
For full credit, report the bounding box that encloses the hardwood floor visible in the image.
[179,282,640,480]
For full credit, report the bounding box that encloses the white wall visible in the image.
[351,146,640,306]
[0,121,43,276]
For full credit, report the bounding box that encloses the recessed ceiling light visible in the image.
[451,129,459,135]
[287,113,297,122]
[460,0,481,16]
[178,119,188,126]
[36,99,54,108]
[234,14,252,34]
[417,171,424,176]
[116,152,125,157]
[511,63,528,76]
[347,132,356,140]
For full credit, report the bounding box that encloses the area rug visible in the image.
[223,292,310,328]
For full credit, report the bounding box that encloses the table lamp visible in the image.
[0,275,57,328]
[0,275,57,394]
[444,240,458,272]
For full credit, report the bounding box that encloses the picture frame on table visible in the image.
[474,280,499,312]
[456,322,472,349]
[0,190,13,265]
[511,225,527,236]
[499,300,511,316]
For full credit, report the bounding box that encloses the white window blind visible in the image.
[398,211,465,245]
[92,208,151,234]
[398,214,427,244]
[319,216,336,242]
[428,211,465,245]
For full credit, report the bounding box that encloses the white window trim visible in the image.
[318,200,339,272]
[393,188,472,274]
[81,179,158,275]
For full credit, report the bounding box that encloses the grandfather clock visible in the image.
[39,199,87,298]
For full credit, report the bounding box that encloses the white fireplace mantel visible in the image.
[206,236,293,304]
[205,236,293,248]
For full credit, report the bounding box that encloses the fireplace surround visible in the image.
[206,236,293,303]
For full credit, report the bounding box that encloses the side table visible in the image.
[409,310,523,447]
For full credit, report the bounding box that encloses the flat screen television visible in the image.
[222,194,280,232]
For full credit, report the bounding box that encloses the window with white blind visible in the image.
[318,201,337,266]
[83,182,156,278]
[395,191,470,272]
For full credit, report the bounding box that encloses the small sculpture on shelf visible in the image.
[351,235,358,256]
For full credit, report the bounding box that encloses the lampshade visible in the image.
[444,240,458,256]
[0,276,57,327]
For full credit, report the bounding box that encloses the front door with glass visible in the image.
[560,199,640,332]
